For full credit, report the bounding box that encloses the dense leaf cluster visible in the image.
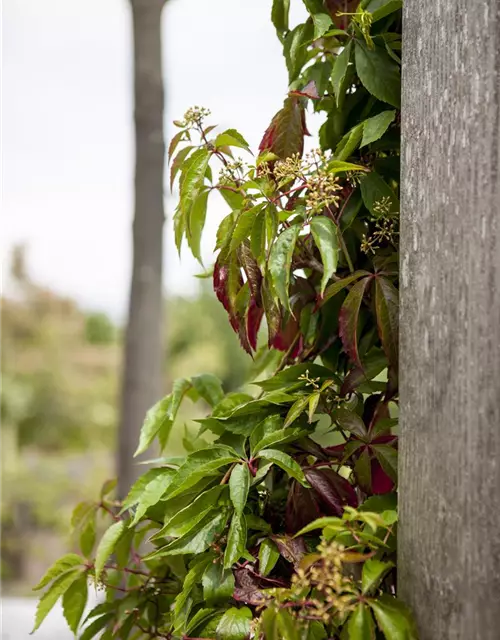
[34,1,416,638]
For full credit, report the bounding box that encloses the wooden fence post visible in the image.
[399,1,500,637]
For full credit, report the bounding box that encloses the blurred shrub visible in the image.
[85,312,116,345]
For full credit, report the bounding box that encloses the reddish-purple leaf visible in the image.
[258,96,308,161]
[305,468,358,516]
[286,481,322,534]
[332,407,368,440]
[273,535,306,567]
[339,276,372,368]
[371,459,395,495]
[262,281,282,348]
[246,298,264,352]
[238,243,262,304]
[233,566,265,606]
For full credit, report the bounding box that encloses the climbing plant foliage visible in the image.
[34,1,417,638]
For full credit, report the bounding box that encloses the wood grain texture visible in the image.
[399,1,500,637]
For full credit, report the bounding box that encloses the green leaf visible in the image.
[339,276,372,368]
[361,111,396,147]
[369,595,418,639]
[180,147,210,209]
[308,391,320,422]
[327,160,367,174]
[170,145,193,191]
[335,123,364,161]
[375,277,399,371]
[168,130,185,161]
[203,562,235,606]
[269,225,300,311]
[78,614,113,640]
[134,394,173,456]
[359,493,397,513]
[310,216,339,295]
[100,479,117,499]
[252,425,307,455]
[359,172,399,216]
[121,468,163,511]
[322,271,370,304]
[294,516,343,537]
[62,572,88,634]
[373,444,398,482]
[362,559,394,594]
[258,449,307,485]
[277,609,301,640]
[94,520,126,581]
[156,486,224,539]
[224,512,247,568]
[259,539,280,576]
[284,23,313,83]
[251,210,267,268]
[147,511,228,559]
[164,447,241,499]
[191,373,225,407]
[364,0,403,22]
[250,414,282,454]
[355,447,372,493]
[230,204,266,252]
[271,0,290,39]
[284,395,310,428]
[187,190,209,265]
[173,555,213,632]
[215,129,251,152]
[257,363,337,391]
[216,607,252,640]
[33,554,83,591]
[332,41,353,107]
[32,569,83,633]
[332,407,368,439]
[347,603,376,639]
[187,608,220,635]
[303,0,333,39]
[130,468,176,524]
[229,463,251,516]
[355,41,401,108]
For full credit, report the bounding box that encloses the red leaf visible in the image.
[305,468,358,516]
[375,276,399,372]
[339,276,372,368]
[258,96,308,160]
[246,298,264,351]
[238,243,262,304]
[286,481,322,534]
[371,459,395,495]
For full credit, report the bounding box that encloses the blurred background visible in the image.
[2,0,316,624]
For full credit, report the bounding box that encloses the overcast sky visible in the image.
[3,0,312,320]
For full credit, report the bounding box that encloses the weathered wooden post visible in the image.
[399,1,500,638]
